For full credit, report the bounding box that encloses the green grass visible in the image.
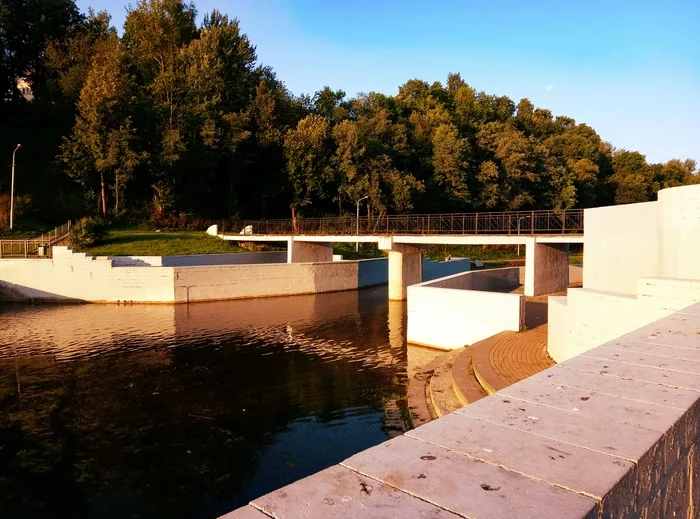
[426,244,583,265]
[332,242,385,260]
[83,231,252,256]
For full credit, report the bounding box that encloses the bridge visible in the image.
[215,209,584,301]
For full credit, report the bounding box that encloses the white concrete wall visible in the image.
[658,184,700,280]
[0,248,381,303]
[549,185,700,363]
[173,261,360,303]
[583,201,659,295]
[0,252,176,303]
[407,268,524,350]
[548,278,700,363]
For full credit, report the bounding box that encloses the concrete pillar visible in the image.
[287,239,333,263]
[524,238,569,296]
[379,238,422,301]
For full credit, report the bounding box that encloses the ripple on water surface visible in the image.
[0,286,408,519]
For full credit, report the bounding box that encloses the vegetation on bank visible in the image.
[1,0,698,234]
[82,231,249,256]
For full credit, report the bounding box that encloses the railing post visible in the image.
[475,213,478,234]
[24,240,27,258]
[531,211,535,234]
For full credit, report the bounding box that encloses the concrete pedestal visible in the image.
[524,239,569,296]
[287,239,333,263]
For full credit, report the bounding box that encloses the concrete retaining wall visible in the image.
[407,268,523,350]
[0,248,386,303]
[0,253,176,303]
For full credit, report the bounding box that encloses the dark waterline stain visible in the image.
[0,286,409,518]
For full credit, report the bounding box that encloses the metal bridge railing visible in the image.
[0,220,72,258]
[223,210,584,236]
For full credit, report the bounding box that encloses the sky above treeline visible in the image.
[76,0,699,165]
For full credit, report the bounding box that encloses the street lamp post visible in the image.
[356,196,368,252]
[10,144,21,230]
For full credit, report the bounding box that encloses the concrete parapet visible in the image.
[407,268,524,350]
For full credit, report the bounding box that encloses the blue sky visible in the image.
[77,0,700,164]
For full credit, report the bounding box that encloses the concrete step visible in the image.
[407,348,461,426]
[451,348,489,405]
[427,350,464,417]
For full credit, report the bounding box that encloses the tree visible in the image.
[284,115,333,226]
[61,35,143,214]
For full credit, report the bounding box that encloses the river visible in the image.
[0,287,411,518]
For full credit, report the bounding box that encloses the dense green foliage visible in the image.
[68,215,108,248]
[1,0,698,230]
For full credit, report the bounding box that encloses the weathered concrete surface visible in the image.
[222,302,700,519]
[248,464,460,519]
[287,239,333,263]
[524,239,569,296]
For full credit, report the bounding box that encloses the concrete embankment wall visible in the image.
[0,250,389,303]
[226,302,700,519]
[407,268,523,350]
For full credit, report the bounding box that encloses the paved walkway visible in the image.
[490,324,553,385]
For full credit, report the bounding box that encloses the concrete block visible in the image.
[498,376,686,433]
[457,397,663,467]
[560,354,700,392]
[342,435,598,519]
[529,365,700,410]
[602,339,700,361]
[581,347,700,376]
[407,413,635,517]
[250,464,460,519]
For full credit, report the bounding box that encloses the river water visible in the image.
[0,287,411,518]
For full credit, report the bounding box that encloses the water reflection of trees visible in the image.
[0,289,408,518]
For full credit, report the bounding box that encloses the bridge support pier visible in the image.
[524,239,569,296]
[380,238,422,301]
[287,239,333,263]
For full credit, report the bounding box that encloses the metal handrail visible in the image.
[1,220,71,258]
[224,210,584,236]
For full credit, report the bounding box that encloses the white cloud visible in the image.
[546,84,554,91]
